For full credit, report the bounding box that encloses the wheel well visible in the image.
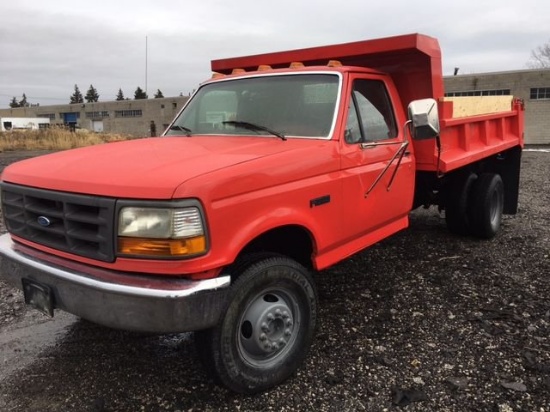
[238,225,315,270]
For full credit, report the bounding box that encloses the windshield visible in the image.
[165,73,340,139]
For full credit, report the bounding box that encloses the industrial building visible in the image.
[443,69,550,145]
[1,69,548,143]
[0,96,189,137]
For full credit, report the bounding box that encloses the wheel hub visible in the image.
[239,293,295,360]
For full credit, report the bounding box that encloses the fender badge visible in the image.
[37,216,52,227]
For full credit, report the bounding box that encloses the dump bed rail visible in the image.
[414,98,525,173]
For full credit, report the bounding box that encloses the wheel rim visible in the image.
[237,288,300,368]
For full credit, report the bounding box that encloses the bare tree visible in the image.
[528,40,550,68]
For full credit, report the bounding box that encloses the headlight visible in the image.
[117,206,207,258]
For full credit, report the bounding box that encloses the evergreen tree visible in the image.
[134,86,148,100]
[70,84,84,104]
[9,97,20,108]
[85,84,99,103]
[116,88,125,101]
[154,89,164,98]
[19,93,29,107]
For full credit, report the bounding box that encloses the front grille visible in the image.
[1,183,116,262]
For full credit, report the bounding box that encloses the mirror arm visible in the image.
[386,141,410,191]
[364,140,410,197]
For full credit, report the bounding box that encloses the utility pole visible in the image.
[145,36,148,95]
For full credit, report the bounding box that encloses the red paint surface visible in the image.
[1,33,523,278]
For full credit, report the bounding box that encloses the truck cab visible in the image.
[164,63,416,270]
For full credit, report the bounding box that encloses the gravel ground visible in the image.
[0,149,549,411]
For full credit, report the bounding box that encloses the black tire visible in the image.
[445,172,477,235]
[195,256,317,393]
[468,173,504,239]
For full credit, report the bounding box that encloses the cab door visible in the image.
[339,75,415,245]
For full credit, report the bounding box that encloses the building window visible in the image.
[530,87,550,100]
[172,102,177,109]
[61,112,80,119]
[445,89,511,97]
[37,113,56,120]
[85,111,109,119]
[114,109,143,118]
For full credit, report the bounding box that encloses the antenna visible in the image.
[145,36,148,95]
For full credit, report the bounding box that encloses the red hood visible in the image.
[1,137,327,199]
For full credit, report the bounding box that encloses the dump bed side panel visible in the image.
[414,97,525,173]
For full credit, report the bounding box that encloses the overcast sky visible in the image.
[1,0,548,108]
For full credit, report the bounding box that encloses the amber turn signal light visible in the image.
[118,236,206,257]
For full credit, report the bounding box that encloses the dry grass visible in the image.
[0,128,134,151]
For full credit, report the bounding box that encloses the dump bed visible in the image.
[212,33,524,173]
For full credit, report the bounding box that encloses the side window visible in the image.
[345,79,397,144]
[345,101,361,143]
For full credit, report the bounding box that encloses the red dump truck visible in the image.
[0,33,524,393]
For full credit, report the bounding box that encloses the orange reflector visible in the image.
[327,60,342,67]
[231,68,245,74]
[257,65,272,71]
[289,62,304,69]
[118,236,206,257]
[211,72,225,79]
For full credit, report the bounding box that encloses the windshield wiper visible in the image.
[169,125,192,137]
[222,120,286,141]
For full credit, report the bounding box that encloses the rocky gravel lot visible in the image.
[0,149,549,411]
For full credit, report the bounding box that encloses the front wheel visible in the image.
[195,256,317,393]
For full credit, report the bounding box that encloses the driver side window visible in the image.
[345,79,397,144]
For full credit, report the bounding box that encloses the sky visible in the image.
[1,0,548,108]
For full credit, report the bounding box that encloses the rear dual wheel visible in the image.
[469,173,504,239]
[445,172,477,235]
[445,172,504,238]
[195,256,317,394]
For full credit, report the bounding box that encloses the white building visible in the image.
[0,117,50,132]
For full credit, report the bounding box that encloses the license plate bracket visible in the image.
[22,278,54,317]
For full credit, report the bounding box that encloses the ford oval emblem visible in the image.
[37,216,52,227]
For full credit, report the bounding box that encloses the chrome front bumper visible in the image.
[0,234,230,333]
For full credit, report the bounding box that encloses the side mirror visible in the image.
[408,98,440,139]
